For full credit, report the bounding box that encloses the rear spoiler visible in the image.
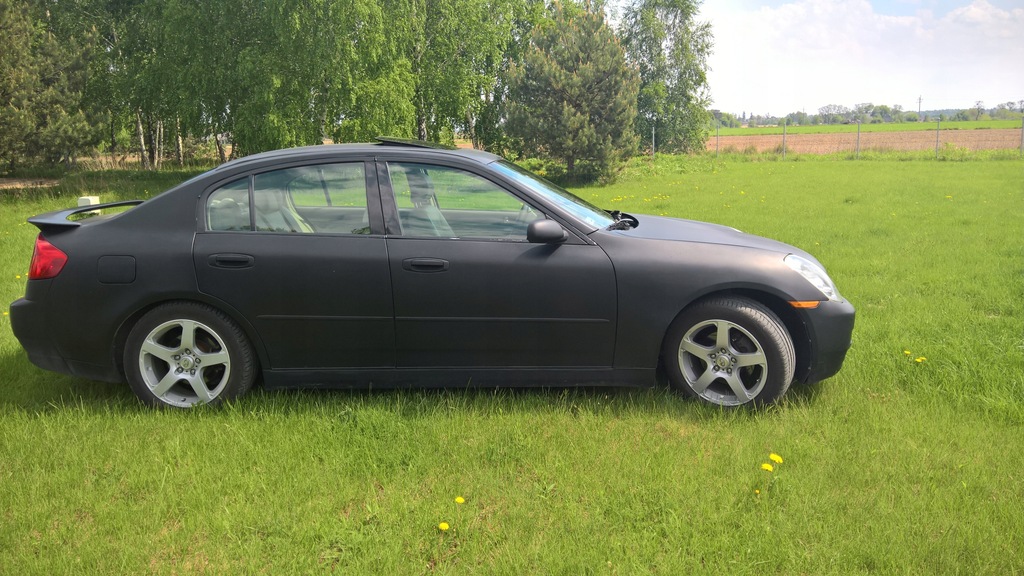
[27,200,145,232]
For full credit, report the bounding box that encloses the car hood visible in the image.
[607,214,805,256]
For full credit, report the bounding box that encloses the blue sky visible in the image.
[687,0,1024,116]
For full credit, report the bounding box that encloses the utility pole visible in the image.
[918,96,923,121]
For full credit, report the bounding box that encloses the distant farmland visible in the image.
[707,125,1023,154]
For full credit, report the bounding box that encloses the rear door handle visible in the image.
[209,253,255,269]
[402,258,449,273]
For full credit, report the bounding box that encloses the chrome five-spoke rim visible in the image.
[138,319,231,407]
[677,319,768,406]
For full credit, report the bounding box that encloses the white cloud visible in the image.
[701,0,1024,115]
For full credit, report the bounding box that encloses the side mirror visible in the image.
[527,219,568,244]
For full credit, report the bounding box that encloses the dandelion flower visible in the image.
[903,350,911,356]
[769,453,783,464]
[761,463,774,472]
[915,357,926,363]
[754,489,760,495]
[454,496,465,505]
[438,522,450,531]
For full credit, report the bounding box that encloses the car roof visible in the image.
[211,142,503,174]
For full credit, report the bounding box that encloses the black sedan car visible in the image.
[11,139,854,408]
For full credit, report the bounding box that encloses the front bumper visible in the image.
[799,298,855,383]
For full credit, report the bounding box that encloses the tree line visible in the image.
[1,0,713,181]
[716,101,1024,129]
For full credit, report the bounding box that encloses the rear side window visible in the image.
[206,163,370,234]
[207,178,251,231]
[287,164,366,207]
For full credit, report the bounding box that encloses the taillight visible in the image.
[29,235,68,280]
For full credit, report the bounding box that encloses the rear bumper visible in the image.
[10,297,71,374]
[799,298,855,383]
[10,297,121,383]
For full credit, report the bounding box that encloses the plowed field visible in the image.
[707,128,1023,154]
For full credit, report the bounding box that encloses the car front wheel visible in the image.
[663,296,795,407]
[124,302,256,408]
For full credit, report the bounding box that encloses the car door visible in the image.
[380,159,617,368]
[193,159,395,370]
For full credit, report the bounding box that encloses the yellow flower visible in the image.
[769,453,783,464]
[15,275,21,279]
[754,489,760,495]
[761,463,774,472]
[915,357,926,363]
[454,496,465,505]
[903,350,911,355]
[438,522,450,531]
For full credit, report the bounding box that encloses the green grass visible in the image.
[716,119,1024,136]
[2,157,1024,573]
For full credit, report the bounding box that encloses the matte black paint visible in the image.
[11,143,854,394]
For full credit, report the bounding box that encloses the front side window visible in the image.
[206,163,370,234]
[388,162,538,239]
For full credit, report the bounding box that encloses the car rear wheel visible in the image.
[124,302,256,408]
[663,297,795,407]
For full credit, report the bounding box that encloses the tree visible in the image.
[817,104,849,125]
[402,0,525,144]
[620,0,712,153]
[506,1,638,181]
[785,111,809,126]
[715,111,741,128]
[853,102,873,124]
[973,100,985,121]
[473,0,545,153]
[0,0,96,171]
[991,102,1022,120]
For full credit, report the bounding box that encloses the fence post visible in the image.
[1020,117,1023,156]
[651,120,655,159]
[782,121,787,160]
[935,119,941,159]
[856,121,861,159]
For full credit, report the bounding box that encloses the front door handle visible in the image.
[402,258,449,273]
[209,253,255,269]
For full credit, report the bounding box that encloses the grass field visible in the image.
[716,119,1024,136]
[2,156,1023,573]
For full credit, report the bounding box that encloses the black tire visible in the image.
[662,296,795,407]
[124,302,256,408]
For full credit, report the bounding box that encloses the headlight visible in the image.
[784,254,841,302]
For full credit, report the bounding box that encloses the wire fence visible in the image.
[708,120,1024,158]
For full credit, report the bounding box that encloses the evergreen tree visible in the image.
[0,0,95,171]
[506,1,638,181]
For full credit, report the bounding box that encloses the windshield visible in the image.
[491,161,614,230]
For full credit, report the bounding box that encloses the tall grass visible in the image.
[1,157,1023,574]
